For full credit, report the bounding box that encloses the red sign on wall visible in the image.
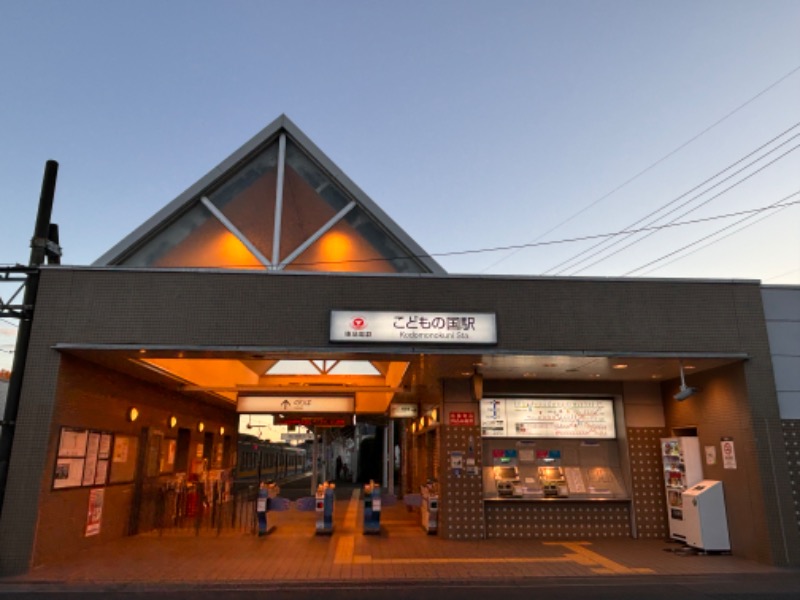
[449,411,476,426]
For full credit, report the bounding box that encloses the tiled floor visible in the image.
[2,491,785,586]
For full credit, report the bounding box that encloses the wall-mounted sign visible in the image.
[721,437,737,469]
[480,398,616,439]
[281,432,315,442]
[274,416,346,428]
[238,396,355,414]
[330,311,497,344]
[390,403,419,419]
[448,411,476,426]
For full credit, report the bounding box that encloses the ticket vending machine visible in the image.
[681,480,730,552]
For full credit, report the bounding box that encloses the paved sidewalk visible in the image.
[1,490,788,587]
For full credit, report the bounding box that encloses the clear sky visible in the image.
[1,1,799,371]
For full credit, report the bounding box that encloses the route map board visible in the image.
[480,398,616,439]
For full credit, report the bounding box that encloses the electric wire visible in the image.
[764,267,800,282]
[480,63,800,274]
[563,139,800,275]
[250,194,800,266]
[545,122,800,275]
[624,190,800,276]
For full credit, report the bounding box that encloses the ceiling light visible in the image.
[612,364,628,370]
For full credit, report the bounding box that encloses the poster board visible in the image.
[53,427,112,490]
[109,435,139,484]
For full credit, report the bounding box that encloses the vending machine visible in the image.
[660,437,703,541]
[681,480,730,552]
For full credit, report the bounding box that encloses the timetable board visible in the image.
[480,398,616,439]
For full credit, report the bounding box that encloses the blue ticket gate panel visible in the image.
[363,482,381,535]
[316,484,335,535]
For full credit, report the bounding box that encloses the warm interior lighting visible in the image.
[219,426,225,435]
[197,422,205,433]
[168,415,177,428]
[127,407,139,422]
[215,231,262,269]
[319,231,354,265]
[612,364,628,370]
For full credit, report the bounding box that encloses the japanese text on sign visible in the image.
[480,398,616,439]
[330,311,497,344]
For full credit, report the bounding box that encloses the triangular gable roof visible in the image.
[94,114,445,274]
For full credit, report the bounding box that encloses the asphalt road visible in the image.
[3,573,800,600]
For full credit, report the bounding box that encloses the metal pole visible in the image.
[0,160,58,519]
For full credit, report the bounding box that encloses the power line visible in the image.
[480,63,800,274]
[624,190,800,277]
[764,267,800,282]
[545,122,800,275]
[562,139,800,276]
[263,194,800,267]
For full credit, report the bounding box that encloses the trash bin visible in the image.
[315,482,335,535]
[363,481,381,535]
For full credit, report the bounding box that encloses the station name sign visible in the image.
[330,311,497,344]
[237,396,355,414]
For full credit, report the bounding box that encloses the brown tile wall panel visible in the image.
[439,425,484,540]
[25,355,235,568]
[783,421,800,534]
[627,427,669,539]
[485,503,631,538]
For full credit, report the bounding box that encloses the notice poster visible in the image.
[53,458,85,489]
[58,428,88,458]
[721,438,737,469]
[82,432,101,486]
[85,488,104,537]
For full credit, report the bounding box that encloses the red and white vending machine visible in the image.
[660,437,703,541]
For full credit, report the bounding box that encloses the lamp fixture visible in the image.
[197,421,205,433]
[168,415,177,429]
[127,407,139,422]
[219,426,225,435]
[674,361,700,401]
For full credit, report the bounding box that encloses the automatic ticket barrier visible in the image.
[315,482,335,535]
[420,483,438,534]
[363,481,381,535]
[256,482,280,536]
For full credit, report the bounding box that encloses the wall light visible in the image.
[127,407,139,422]
[168,415,177,429]
[197,421,205,433]
[219,426,225,436]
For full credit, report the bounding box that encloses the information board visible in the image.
[480,398,616,439]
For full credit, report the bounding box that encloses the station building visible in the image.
[1,115,799,575]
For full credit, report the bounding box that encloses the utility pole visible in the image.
[0,160,60,519]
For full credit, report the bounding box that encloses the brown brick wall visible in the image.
[33,355,237,566]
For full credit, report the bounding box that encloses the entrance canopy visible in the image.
[54,344,743,418]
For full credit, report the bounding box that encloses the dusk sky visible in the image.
[1,1,799,371]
